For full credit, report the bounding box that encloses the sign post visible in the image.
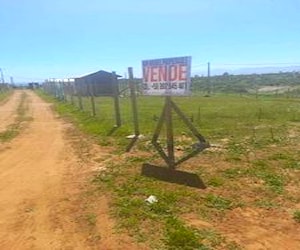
[141,56,209,187]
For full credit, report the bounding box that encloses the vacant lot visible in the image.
[1,90,300,249]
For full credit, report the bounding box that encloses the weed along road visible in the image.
[0,90,142,250]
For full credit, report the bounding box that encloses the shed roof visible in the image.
[76,70,122,80]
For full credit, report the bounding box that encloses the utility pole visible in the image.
[10,77,14,85]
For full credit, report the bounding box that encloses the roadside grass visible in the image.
[0,128,19,142]
[164,217,208,250]
[0,91,30,142]
[293,210,300,223]
[38,90,300,249]
[0,90,13,103]
[92,163,243,249]
[85,213,97,226]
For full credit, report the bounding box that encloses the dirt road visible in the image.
[0,90,141,250]
[0,91,23,133]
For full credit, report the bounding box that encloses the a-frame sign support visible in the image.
[141,56,209,188]
[151,96,209,168]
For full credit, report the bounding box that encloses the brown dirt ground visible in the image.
[0,91,22,133]
[180,140,300,249]
[0,90,146,250]
[217,207,300,250]
[1,90,300,250]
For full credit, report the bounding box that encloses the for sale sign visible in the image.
[142,56,191,96]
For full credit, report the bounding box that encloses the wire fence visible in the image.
[0,83,11,93]
[40,75,300,148]
[42,73,300,123]
[43,79,127,126]
[42,79,198,136]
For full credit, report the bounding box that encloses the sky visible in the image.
[0,0,300,82]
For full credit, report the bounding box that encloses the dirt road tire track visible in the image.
[0,91,23,133]
[0,90,143,249]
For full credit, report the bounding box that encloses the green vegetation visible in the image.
[0,91,30,142]
[164,217,208,250]
[248,160,285,194]
[85,213,97,226]
[37,76,300,249]
[204,194,234,210]
[38,90,300,146]
[293,210,300,223]
[90,160,240,249]
[192,72,300,96]
[0,88,12,102]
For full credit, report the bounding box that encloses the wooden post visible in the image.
[128,67,140,136]
[60,81,65,102]
[151,97,209,168]
[78,92,83,110]
[151,99,174,165]
[88,82,96,116]
[77,80,83,110]
[51,81,55,97]
[165,96,175,169]
[112,72,121,127]
[70,80,74,105]
[125,67,140,152]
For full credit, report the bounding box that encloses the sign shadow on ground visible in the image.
[141,164,206,189]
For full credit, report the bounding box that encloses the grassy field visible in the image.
[54,93,300,147]
[39,90,300,249]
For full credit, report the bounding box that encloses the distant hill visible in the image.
[192,71,300,96]
[233,66,300,75]
[194,66,300,76]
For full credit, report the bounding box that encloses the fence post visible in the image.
[112,71,121,127]
[70,80,74,105]
[77,80,83,110]
[128,67,139,136]
[88,82,96,116]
